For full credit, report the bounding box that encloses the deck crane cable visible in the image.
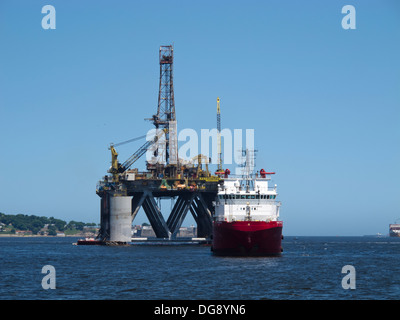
[111,134,147,148]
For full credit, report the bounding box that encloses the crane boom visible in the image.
[121,129,167,172]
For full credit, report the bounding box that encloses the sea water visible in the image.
[1,236,400,300]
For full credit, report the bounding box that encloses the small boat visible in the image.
[76,237,104,245]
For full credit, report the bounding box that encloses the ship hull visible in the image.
[212,221,283,256]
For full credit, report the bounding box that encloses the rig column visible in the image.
[109,195,132,243]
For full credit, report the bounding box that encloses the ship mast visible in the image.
[239,149,256,191]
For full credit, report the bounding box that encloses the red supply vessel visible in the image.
[212,155,283,256]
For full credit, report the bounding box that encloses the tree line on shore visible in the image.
[0,212,97,235]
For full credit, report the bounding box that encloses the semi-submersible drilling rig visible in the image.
[96,46,227,243]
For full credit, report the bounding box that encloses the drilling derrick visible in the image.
[149,45,178,169]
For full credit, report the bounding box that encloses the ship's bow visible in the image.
[212,221,283,256]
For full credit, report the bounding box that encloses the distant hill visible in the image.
[0,212,98,236]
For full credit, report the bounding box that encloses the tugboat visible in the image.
[212,152,283,256]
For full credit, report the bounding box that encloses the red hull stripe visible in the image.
[212,221,283,256]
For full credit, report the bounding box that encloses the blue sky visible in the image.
[0,0,399,235]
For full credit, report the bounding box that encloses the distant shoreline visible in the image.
[0,234,83,238]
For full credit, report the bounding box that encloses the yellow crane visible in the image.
[191,154,210,177]
[109,145,122,182]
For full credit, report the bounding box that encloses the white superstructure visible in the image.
[389,224,400,237]
[215,173,281,223]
